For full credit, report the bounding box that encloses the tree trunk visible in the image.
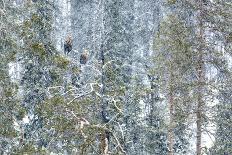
[196,0,204,154]
[168,94,174,155]
[100,42,109,154]
[168,74,174,155]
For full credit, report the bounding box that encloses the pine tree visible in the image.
[207,0,232,154]
[173,0,232,154]
[153,14,193,154]
[15,1,60,153]
[0,0,25,153]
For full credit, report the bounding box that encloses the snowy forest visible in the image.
[0,0,231,154]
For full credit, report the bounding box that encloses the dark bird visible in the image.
[64,35,72,55]
[80,50,88,64]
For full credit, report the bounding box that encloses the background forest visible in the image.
[0,0,231,155]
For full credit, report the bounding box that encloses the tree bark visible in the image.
[168,73,174,155]
[168,98,174,155]
[196,0,204,154]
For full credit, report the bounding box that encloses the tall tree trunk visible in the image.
[196,0,204,154]
[168,76,174,155]
[100,43,109,155]
[196,54,203,155]
[196,94,202,155]
[98,0,109,153]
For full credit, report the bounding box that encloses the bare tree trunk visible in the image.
[196,0,204,154]
[196,46,203,155]
[99,1,109,153]
[100,43,110,155]
[167,95,174,155]
[168,75,174,155]
[196,97,202,155]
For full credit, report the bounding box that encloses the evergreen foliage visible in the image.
[0,0,231,154]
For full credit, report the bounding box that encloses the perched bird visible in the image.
[64,35,73,55]
[80,50,89,64]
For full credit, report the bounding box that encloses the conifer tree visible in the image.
[153,14,193,155]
